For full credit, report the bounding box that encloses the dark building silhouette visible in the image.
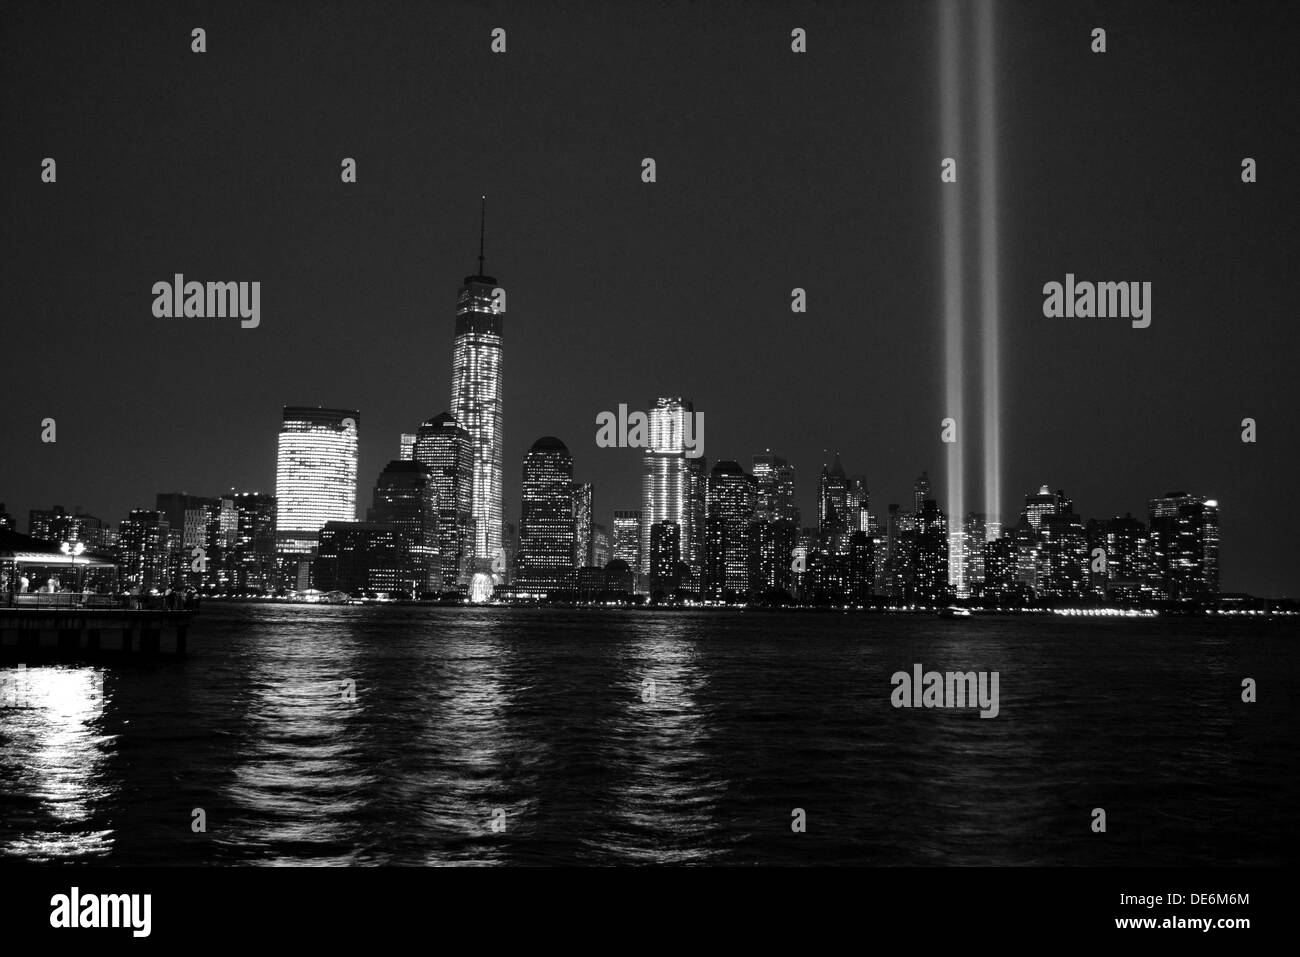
[752,450,799,526]
[517,436,576,592]
[748,517,797,599]
[704,460,756,600]
[233,492,277,594]
[367,459,438,595]
[649,520,682,598]
[412,412,473,590]
[315,521,405,594]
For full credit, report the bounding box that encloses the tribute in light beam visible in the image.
[939,0,966,596]
[977,0,1003,532]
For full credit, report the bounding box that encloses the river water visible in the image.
[0,604,1294,865]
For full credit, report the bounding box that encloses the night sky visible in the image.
[2,0,1297,596]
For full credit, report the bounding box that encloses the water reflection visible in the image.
[221,609,377,865]
[606,617,726,864]
[411,610,524,865]
[0,665,114,860]
[0,608,1293,866]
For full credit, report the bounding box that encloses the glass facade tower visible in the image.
[450,203,504,569]
[274,407,359,555]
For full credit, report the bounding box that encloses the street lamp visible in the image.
[59,541,85,600]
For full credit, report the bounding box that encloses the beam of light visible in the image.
[939,0,966,596]
[976,0,1002,531]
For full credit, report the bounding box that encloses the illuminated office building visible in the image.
[274,406,359,555]
[572,482,593,568]
[686,454,708,588]
[450,199,504,568]
[963,512,987,594]
[612,509,642,568]
[117,509,170,591]
[233,492,277,593]
[1039,510,1088,599]
[1148,492,1220,600]
[28,505,110,552]
[640,397,696,577]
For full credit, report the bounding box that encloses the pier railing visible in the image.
[2,593,200,611]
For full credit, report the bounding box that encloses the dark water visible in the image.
[0,604,1295,865]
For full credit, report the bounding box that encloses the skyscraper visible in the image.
[593,523,611,569]
[649,520,682,596]
[27,505,110,552]
[450,198,504,569]
[748,515,797,598]
[1148,492,1220,600]
[367,459,439,594]
[704,460,756,600]
[517,437,575,592]
[640,397,694,577]
[612,509,642,569]
[913,475,949,604]
[315,522,406,595]
[232,492,277,594]
[753,450,799,526]
[818,454,850,540]
[572,482,593,568]
[274,407,359,555]
[157,492,233,588]
[412,412,473,590]
[963,511,987,594]
[117,509,169,591]
[686,454,708,589]
[1102,513,1155,601]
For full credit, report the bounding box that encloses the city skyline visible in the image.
[0,213,1262,598]
[2,1,1296,597]
[0,407,1237,604]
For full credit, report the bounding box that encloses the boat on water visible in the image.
[939,606,972,618]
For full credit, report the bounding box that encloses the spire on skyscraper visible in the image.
[477,194,486,277]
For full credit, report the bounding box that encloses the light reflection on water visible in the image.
[0,606,1295,866]
[605,625,727,864]
[0,666,114,861]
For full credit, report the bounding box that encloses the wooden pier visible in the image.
[0,606,192,660]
